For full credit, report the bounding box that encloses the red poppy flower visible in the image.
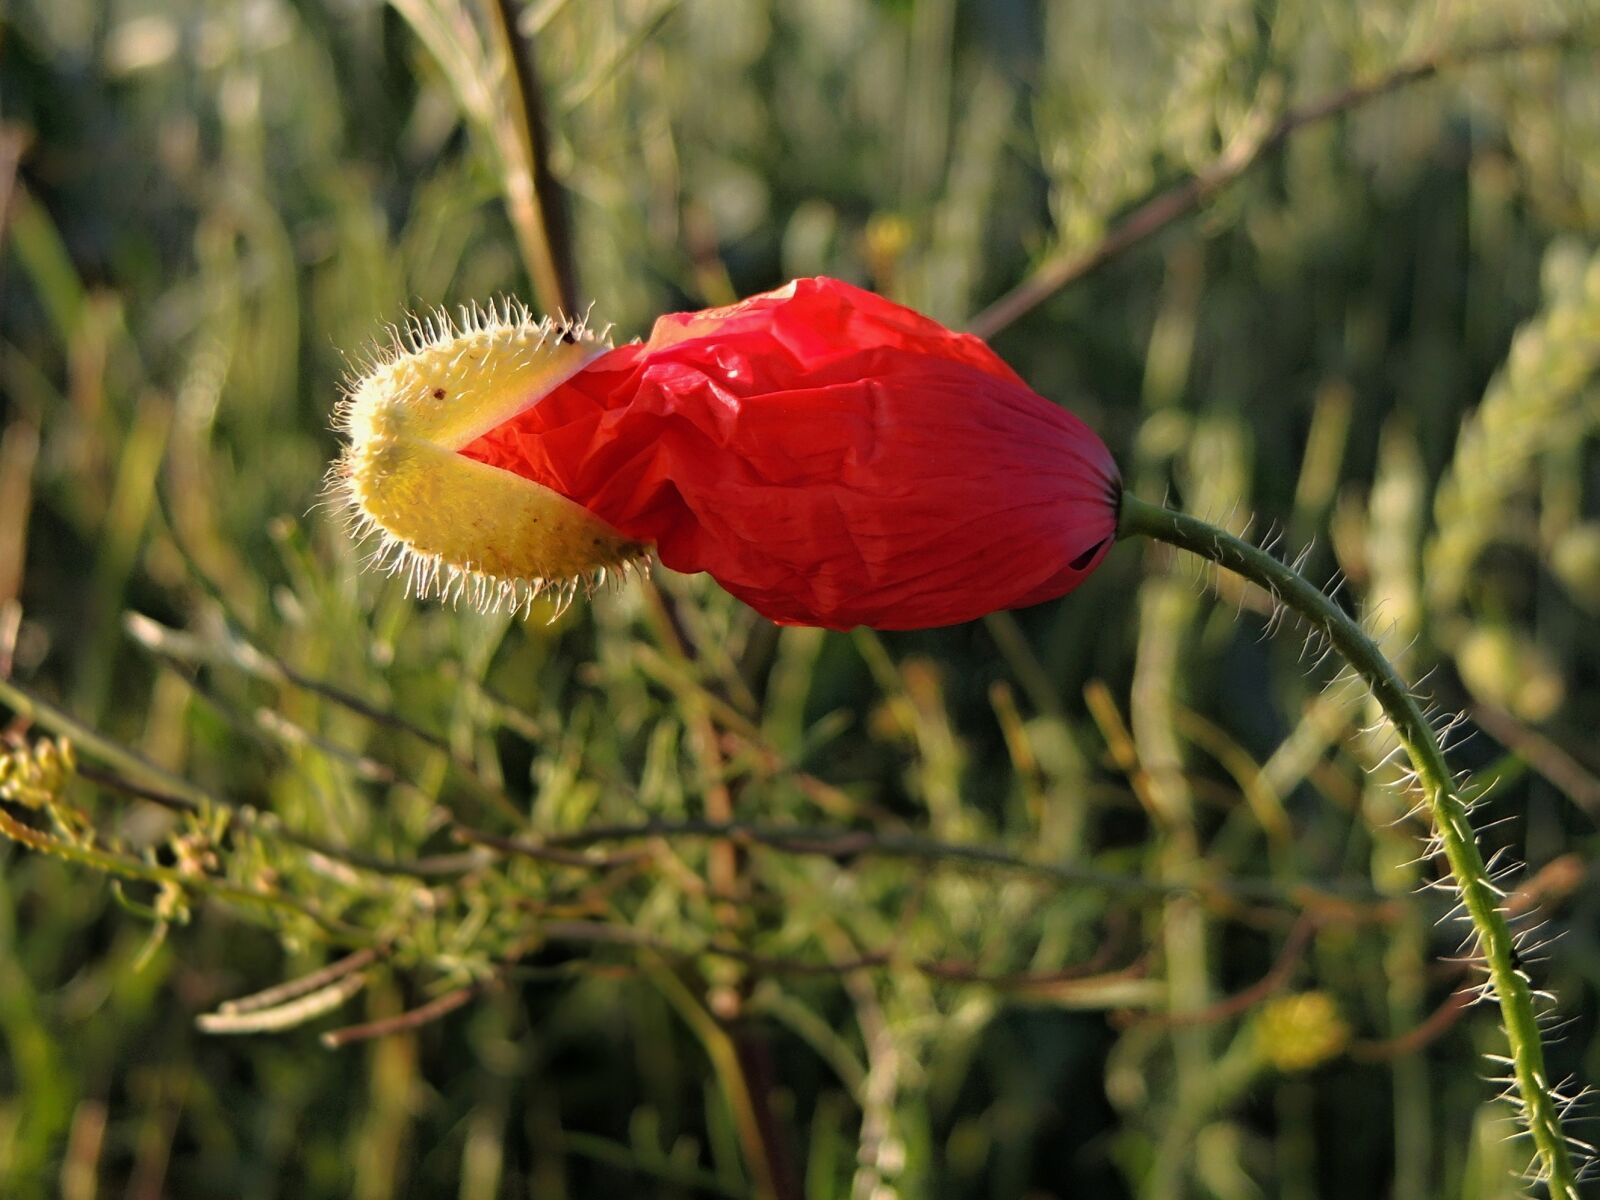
[336,277,1120,630]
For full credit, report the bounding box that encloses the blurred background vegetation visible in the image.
[2,0,1599,1196]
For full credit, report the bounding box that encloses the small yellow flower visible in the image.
[1256,991,1349,1073]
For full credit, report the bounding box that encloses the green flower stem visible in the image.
[1116,492,1577,1197]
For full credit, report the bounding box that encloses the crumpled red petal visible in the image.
[462,277,1120,630]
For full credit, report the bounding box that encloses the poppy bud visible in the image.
[337,278,1120,629]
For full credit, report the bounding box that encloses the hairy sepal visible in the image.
[332,303,648,614]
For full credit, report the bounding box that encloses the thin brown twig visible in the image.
[0,419,39,623]
[1122,915,1315,1030]
[533,918,1146,995]
[1505,853,1590,917]
[716,941,1146,992]
[320,982,483,1049]
[527,815,1390,912]
[967,23,1590,340]
[0,126,29,241]
[1470,702,1600,822]
[0,130,31,393]
[60,1100,107,1200]
[484,0,578,314]
[706,915,1134,985]
[450,821,650,869]
[1349,978,1478,1062]
[217,948,383,1016]
[730,1028,800,1200]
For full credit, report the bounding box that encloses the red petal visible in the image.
[463,278,1119,629]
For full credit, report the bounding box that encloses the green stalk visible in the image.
[1115,492,1577,1197]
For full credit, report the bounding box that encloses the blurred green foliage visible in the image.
[1,0,1599,1197]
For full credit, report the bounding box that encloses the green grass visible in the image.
[1,1,1598,1197]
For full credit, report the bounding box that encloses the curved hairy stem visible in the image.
[1116,492,1578,1197]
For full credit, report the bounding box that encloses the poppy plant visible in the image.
[329,282,1578,1191]
[335,277,1119,630]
